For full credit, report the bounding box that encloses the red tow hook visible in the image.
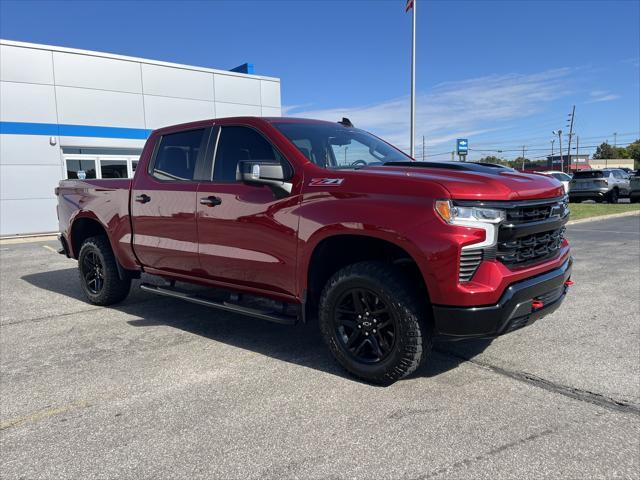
[531,300,545,310]
[564,279,574,286]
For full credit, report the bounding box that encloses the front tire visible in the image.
[78,236,131,305]
[318,261,430,385]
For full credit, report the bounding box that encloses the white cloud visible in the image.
[586,91,620,103]
[283,68,574,151]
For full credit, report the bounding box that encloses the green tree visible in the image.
[478,155,504,164]
[625,139,640,169]
[593,142,630,159]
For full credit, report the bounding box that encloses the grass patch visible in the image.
[568,202,640,221]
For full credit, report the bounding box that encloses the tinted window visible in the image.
[66,159,96,179]
[152,129,205,181]
[100,160,128,178]
[574,171,604,179]
[213,126,283,182]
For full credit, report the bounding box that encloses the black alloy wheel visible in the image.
[334,288,396,364]
[318,261,430,384]
[77,236,131,305]
[81,250,105,294]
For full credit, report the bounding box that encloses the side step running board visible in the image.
[140,283,298,325]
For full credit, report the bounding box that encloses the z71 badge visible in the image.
[309,178,345,186]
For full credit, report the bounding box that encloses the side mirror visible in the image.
[237,161,292,195]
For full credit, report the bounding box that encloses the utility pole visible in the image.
[553,130,563,173]
[551,139,555,168]
[521,145,526,171]
[422,135,425,161]
[559,134,563,173]
[451,151,455,161]
[565,105,575,174]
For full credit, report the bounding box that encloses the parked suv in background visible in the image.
[630,172,640,203]
[569,169,631,203]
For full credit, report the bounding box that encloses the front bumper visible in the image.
[433,258,572,340]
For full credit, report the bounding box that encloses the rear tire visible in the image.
[607,188,619,204]
[318,261,431,385]
[78,236,131,305]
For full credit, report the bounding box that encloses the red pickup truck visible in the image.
[56,117,572,384]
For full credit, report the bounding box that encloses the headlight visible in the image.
[434,200,505,225]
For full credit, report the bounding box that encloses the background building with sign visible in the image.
[0,39,282,236]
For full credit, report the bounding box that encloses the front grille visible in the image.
[497,227,565,266]
[459,249,483,282]
[506,205,552,223]
[454,196,568,276]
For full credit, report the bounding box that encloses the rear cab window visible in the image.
[150,129,206,181]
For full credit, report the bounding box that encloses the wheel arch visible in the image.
[69,214,109,259]
[69,215,138,280]
[301,230,430,321]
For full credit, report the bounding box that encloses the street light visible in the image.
[553,130,563,172]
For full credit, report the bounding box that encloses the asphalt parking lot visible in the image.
[1,215,639,479]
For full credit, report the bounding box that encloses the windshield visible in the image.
[551,173,571,181]
[273,122,410,169]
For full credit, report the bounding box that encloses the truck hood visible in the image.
[367,162,565,200]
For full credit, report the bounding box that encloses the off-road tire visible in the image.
[318,261,431,385]
[78,235,131,305]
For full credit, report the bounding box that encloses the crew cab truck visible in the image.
[56,117,572,384]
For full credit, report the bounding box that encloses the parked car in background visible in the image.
[569,169,631,203]
[630,173,640,203]
[538,171,572,194]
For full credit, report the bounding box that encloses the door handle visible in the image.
[135,194,151,204]
[200,196,222,207]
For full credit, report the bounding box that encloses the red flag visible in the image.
[406,0,414,12]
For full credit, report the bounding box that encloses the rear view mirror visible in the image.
[237,161,292,195]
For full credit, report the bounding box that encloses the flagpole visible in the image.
[410,0,416,158]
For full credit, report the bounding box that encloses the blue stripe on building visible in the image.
[0,122,152,139]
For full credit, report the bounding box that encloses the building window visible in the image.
[132,160,139,173]
[100,160,128,178]
[66,159,97,179]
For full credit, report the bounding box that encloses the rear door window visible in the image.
[151,129,206,181]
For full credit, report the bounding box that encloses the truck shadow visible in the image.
[22,268,493,385]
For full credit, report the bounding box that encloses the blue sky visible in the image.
[1,0,638,160]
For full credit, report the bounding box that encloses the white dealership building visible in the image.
[0,39,282,236]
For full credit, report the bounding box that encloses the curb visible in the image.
[0,234,57,245]
[567,210,640,225]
